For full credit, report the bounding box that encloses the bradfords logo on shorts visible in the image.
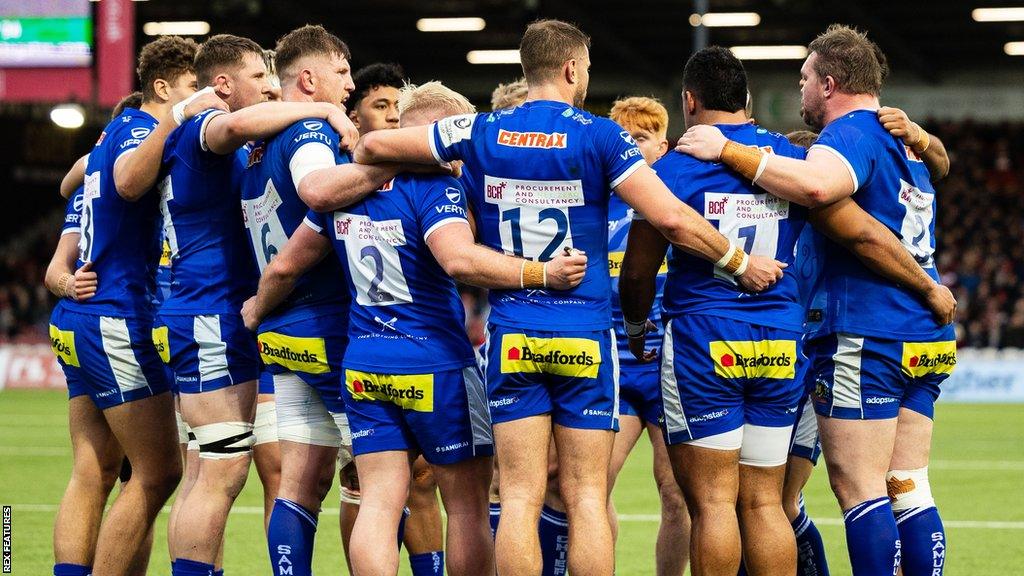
[49,325,79,367]
[901,341,957,378]
[500,334,600,378]
[346,370,434,412]
[257,332,330,374]
[497,129,567,149]
[151,326,170,363]
[709,340,797,379]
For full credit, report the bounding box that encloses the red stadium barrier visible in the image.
[0,344,66,391]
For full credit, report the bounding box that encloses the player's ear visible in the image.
[152,78,170,103]
[823,75,836,98]
[684,90,697,115]
[212,74,232,99]
[565,58,577,84]
[657,138,669,158]
[348,107,360,130]
[299,68,316,95]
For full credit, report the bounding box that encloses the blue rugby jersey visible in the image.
[304,173,476,373]
[429,101,647,331]
[654,123,808,332]
[157,108,258,315]
[62,188,84,236]
[67,108,162,317]
[608,193,665,367]
[810,109,946,339]
[241,118,351,330]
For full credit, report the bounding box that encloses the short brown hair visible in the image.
[274,24,351,82]
[136,36,198,102]
[807,24,888,96]
[491,78,528,110]
[194,34,264,87]
[112,92,144,119]
[609,97,669,138]
[519,19,590,85]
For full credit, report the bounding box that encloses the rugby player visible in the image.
[150,32,359,576]
[348,62,404,132]
[605,96,690,576]
[244,78,587,576]
[677,26,957,575]
[490,78,528,110]
[352,19,786,576]
[47,35,212,576]
[238,25,358,576]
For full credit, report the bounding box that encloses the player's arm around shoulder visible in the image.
[619,217,670,361]
[877,106,949,180]
[353,124,436,166]
[203,101,353,156]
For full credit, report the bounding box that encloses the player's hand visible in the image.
[73,261,97,301]
[183,90,228,121]
[628,319,659,362]
[327,108,360,153]
[878,106,924,147]
[241,296,260,332]
[545,250,588,289]
[924,282,957,325]
[737,255,787,292]
[675,124,728,161]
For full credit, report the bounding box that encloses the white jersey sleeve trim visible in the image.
[423,217,469,242]
[302,215,324,234]
[289,142,337,192]
[809,144,860,191]
[610,158,648,190]
[427,124,444,165]
[198,110,229,152]
[61,227,80,237]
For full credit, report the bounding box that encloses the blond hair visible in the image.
[491,78,528,110]
[609,96,669,138]
[398,81,476,120]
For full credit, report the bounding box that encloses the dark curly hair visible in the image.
[350,62,406,108]
[136,36,198,102]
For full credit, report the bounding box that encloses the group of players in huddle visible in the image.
[44,16,958,576]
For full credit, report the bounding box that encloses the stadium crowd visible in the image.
[5,120,1022,348]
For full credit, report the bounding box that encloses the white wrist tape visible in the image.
[172,86,216,126]
[624,318,647,338]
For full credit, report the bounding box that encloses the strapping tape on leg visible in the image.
[192,421,255,460]
[340,486,362,505]
[886,467,934,511]
[254,401,278,446]
[176,410,190,446]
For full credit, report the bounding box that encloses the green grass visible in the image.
[1,390,1022,575]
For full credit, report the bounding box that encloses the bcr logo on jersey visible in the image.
[483,176,584,208]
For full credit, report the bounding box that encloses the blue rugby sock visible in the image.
[843,497,900,576]
[267,498,318,576]
[539,505,569,576]
[172,558,215,576]
[793,502,831,576]
[489,502,501,540]
[895,506,946,575]
[408,551,445,575]
[397,506,410,549]
[53,564,91,576]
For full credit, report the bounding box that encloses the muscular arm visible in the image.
[44,234,80,298]
[426,222,586,290]
[204,101,337,155]
[112,111,176,202]
[619,219,671,325]
[244,224,332,327]
[298,162,404,212]
[920,133,949,181]
[60,155,87,199]
[353,125,436,165]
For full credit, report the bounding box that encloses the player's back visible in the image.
[812,110,945,340]
[309,173,476,374]
[430,101,648,331]
[241,118,350,329]
[654,122,808,332]
[158,109,258,314]
[69,108,162,318]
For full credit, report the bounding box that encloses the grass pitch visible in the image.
[1,390,1021,574]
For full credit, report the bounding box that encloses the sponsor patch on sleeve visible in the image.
[345,370,434,412]
[901,341,956,378]
[499,334,601,378]
[49,324,79,367]
[709,340,797,380]
[257,332,331,374]
[437,113,476,148]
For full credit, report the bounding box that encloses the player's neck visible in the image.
[694,110,749,127]
[824,93,880,125]
[281,86,314,103]
[525,83,573,106]
[139,101,170,120]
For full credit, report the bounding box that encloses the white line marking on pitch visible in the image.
[8,504,1024,529]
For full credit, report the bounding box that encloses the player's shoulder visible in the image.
[653,149,699,174]
[282,117,340,147]
[819,110,880,141]
[752,125,807,159]
[105,108,156,150]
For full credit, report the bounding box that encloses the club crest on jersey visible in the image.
[346,370,434,412]
[257,333,330,374]
[49,325,79,367]
[246,142,266,168]
[901,341,957,377]
[904,144,924,163]
[131,127,151,139]
[445,187,461,204]
[303,120,323,131]
[500,334,600,378]
[709,340,797,379]
[497,129,567,149]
